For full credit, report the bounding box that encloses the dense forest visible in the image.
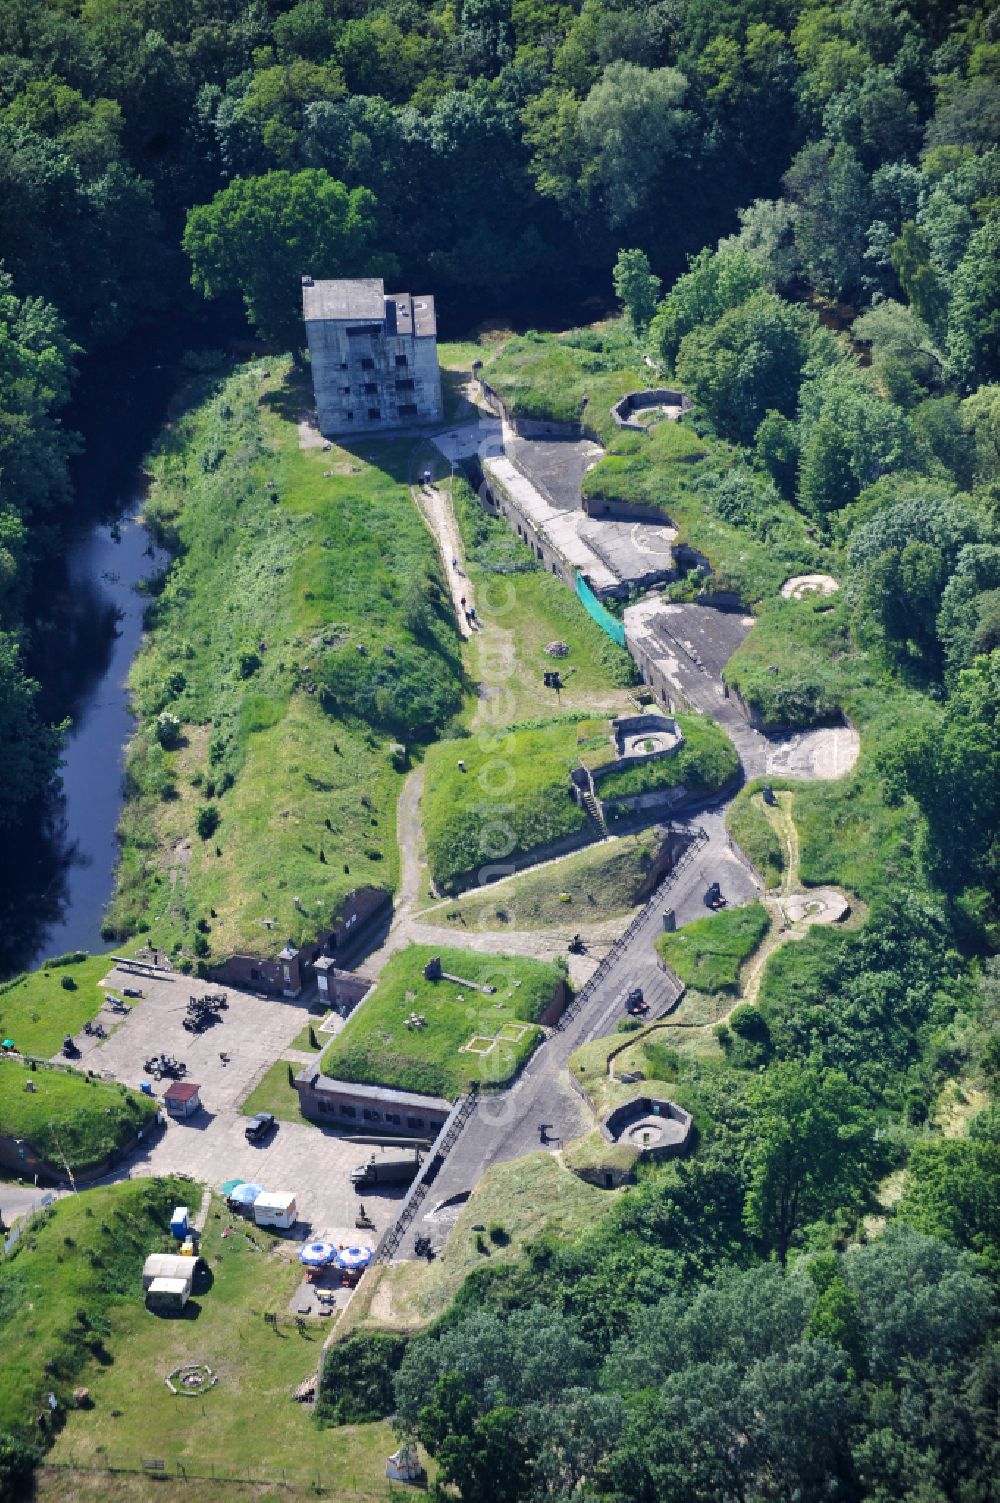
[0,0,999,1499]
[1,0,999,825]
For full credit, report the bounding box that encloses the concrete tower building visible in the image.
[302,277,443,437]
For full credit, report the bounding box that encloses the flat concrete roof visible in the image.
[580,517,675,583]
[302,280,437,337]
[485,455,619,592]
[302,278,385,322]
[298,1072,451,1114]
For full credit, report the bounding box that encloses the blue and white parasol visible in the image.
[335,1245,373,1271]
[228,1182,264,1207]
[299,1239,338,1267]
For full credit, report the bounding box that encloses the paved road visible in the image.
[402,807,759,1256]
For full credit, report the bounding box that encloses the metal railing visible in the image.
[373,1090,479,1263]
[555,826,708,1032]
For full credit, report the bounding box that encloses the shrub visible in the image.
[155,711,182,749]
[196,804,220,840]
[59,976,76,991]
[316,1334,409,1426]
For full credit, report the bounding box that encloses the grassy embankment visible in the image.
[0,1059,155,1169]
[479,327,644,438]
[422,716,591,893]
[0,1179,183,1441]
[44,1192,416,1496]
[448,473,640,720]
[423,712,736,893]
[321,945,562,1098]
[594,714,738,801]
[335,1154,616,1338]
[0,951,118,1058]
[656,902,771,994]
[483,329,825,604]
[107,359,462,965]
[430,832,666,930]
[724,592,927,908]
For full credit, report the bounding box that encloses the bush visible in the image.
[155,711,182,749]
[316,1334,408,1426]
[196,804,220,840]
[59,975,76,991]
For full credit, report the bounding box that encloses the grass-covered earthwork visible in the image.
[422,716,592,892]
[108,359,462,965]
[0,1059,156,1169]
[339,1153,615,1337]
[482,328,643,438]
[45,1192,415,1494]
[0,951,118,1058]
[0,1178,184,1439]
[321,945,563,1099]
[430,833,665,930]
[595,714,737,800]
[656,902,771,994]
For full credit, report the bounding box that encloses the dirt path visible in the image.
[395,765,427,916]
[411,477,476,638]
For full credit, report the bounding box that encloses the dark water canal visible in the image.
[0,342,181,977]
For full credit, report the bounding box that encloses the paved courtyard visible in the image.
[75,965,406,1247]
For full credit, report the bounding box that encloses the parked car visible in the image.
[245,1111,276,1143]
[122,986,143,998]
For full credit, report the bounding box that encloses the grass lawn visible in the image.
[656,902,771,994]
[448,475,638,721]
[343,1154,616,1335]
[0,951,119,1058]
[595,714,737,799]
[0,1178,184,1438]
[483,329,644,439]
[108,358,462,964]
[290,1017,326,1051]
[239,1058,312,1124]
[0,1059,156,1169]
[36,1469,404,1503]
[321,944,562,1099]
[725,787,785,888]
[422,716,592,892]
[428,833,662,930]
[47,1195,421,1495]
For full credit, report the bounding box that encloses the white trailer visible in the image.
[252,1191,297,1230]
[146,1276,191,1312]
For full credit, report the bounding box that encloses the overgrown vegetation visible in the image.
[107,360,461,963]
[656,903,771,995]
[321,945,562,1099]
[0,1060,155,1170]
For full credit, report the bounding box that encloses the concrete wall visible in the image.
[611,387,692,432]
[477,470,577,592]
[210,887,391,999]
[307,319,441,437]
[600,1095,692,1159]
[580,495,674,523]
[293,1075,451,1137]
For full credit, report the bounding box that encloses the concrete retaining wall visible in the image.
[611,388,692,433]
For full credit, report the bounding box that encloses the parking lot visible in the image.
[76,965,407,1248]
